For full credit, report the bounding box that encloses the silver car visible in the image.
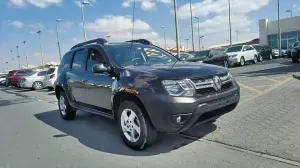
[19,70,48,90]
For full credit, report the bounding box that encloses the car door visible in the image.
[245,46,254,61]
[81,46,113,113]
[68,49,87,104]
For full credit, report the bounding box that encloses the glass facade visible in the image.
[268,31,300,49]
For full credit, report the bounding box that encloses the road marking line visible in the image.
[253,84,277,88]
[261,76,293,94]
[238,82,264,95]
[259,76,281,83]
[240,95,257,104]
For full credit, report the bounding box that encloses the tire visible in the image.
[118,100,157,150]
[16,79,21,88]
[258,55,263,62]
[269,53,273,60]
[5,80,9,87]
[292,57,299,63]
[58,91,76,120]
[252,55,258,64]
[33,81,43,90]
[223,60,229,68]
[240,57,245,66]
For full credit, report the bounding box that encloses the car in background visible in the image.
[43,67,58,90]
[291,46,300,63]
[253,45,273,61]
[0,73,7,85]
[185,49,230,68]
[225,45,258,66]
[287,42,300,58]
[5,70,34,87]
[19,70,48,90]
[175,53,195,60]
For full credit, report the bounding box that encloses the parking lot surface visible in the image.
[1,58,300,168]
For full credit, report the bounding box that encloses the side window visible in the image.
[72,50,86,71]
[209,50,216,57]
[246,46,253,51]
[37,71,46,76]
[59,52,73,72]
[86,48,106,72]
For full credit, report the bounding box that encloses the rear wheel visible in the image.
[269,53,273,60]
[292,57,299,63]
[240,57,245,66]
[58,91,76,120]
[5,80,9,87]
[252,55,258,64]
[258,55,263,62]
[33,81,43,90]
[118,100,157,150]
[223,60,229,68]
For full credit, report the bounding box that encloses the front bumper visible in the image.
[291,52,300,59]
[139,82,240,133]
[228,57,238,66]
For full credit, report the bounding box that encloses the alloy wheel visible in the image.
[35,82,43,89]
[120,108,141,143]
[59,96,67,116]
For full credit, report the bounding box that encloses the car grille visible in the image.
[191,74,234,96]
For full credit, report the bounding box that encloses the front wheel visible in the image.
[33,81,43,90]
[118,101,157,150]
[252,55,258,64]
[240,57,245,66]
[58,91,76,120]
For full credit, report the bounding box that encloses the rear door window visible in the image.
[38,71,47,76]
[47,68,55,74]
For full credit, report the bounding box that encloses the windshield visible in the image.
[195,50,210,57]
[226,46,243,53]
[253,46,262,51]
[104,45,179,67]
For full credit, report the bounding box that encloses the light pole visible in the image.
[185,38,189,51]
[161,26,167,49]
[173,0,180,58]
[278,0,282,57]
[194,17,201,51]
[106,35,111,42]
[286,10,292,18]
[0,56,3,72]
[23,41,28,68]
[16,46,20,69]
[56,19,62,62]
[81,1,90,41]
[236,31,239,42]
[189,0,195,51]
[37,30,45,69]
[10,50,15,70]
[200,36,204,49]
[228,0,232,46]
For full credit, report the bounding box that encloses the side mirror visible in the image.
[92,63,108,73]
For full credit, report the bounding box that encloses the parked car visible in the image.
[225,45,258,66]
[43,67,58,90]
[175,53,194,60]
[287,42,300,58]
[185,49,230,68]
[55,38,240,150]
[19,70,48,90]
[253,45,273,61]
[5,70,34,87]
[291,46,300,63]
[0,73,7,85]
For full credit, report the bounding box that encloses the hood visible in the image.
[226,51,240,56]
[125,61,228,80]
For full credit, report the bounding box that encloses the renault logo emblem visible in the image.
[213,76,222,91]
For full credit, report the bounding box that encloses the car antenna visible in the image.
[131,0,136,49]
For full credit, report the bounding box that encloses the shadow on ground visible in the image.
[34,110,216,156]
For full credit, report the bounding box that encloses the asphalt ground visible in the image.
[0,58,300,168]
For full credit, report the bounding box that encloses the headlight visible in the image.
[228,72,233,78]
[291,49,297,52]
[231,54,238,57]
[162,79,195,97]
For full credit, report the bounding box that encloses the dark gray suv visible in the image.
[55,38,240,150]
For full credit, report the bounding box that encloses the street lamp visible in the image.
[10,50,15,70]
[16,46,20,70]
[37,30,45,69]
[173,0,180,58]
[228,0,232,46]
[236,31,239,42]
[286,10,292,18]
[185,38,189,51]
[23,41,28,68]
[194,17,201,51]
[189,0,195,52]
[161,26,167,49]
[200,36,204,49]
[56,19,62,62]
[81,1,90,41]
[0,56,3,72]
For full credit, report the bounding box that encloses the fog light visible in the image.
[176,116,182,124]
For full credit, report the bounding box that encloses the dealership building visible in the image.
[259,16,300,49]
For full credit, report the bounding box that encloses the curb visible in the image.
[293,73,300,80]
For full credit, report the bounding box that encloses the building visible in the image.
[208,38,259,49]
[259,16,300,49]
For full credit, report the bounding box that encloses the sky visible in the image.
[0,0,300,69]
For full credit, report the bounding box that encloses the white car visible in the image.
[43,67,58,90]
[19,70,47,90]
[0,73,7,85]
[225,45,258,66]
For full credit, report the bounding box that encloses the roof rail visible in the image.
[126,39,153,45]
[70,38,108,50]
